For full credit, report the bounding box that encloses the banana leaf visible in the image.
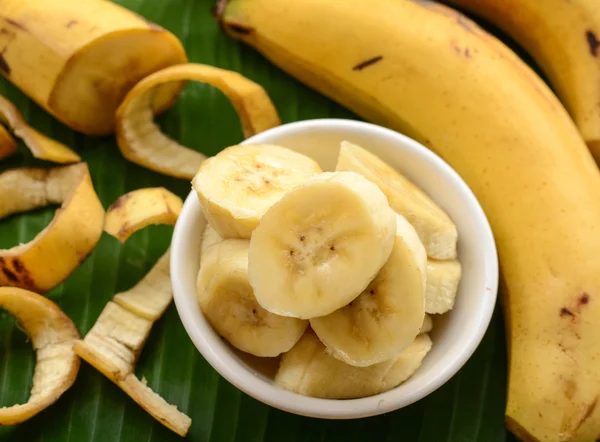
[0,0,514,440]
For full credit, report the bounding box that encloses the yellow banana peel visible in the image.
[116,63,281,179]
[0,164,104,292]
[0,287,80,425]
[74,188,190,436]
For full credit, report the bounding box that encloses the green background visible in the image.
[0,0,513,441]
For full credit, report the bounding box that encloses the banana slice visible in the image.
[104,187,183,243]
[249,171,397,319]
[201,224,223,257]
[275,331,432,399]
[197,239,308,357]
[0,95,80,163]
[420,314,433,334]
[74,187,191,436]
[336,141,457,260]
[116,63,281,179]
[0,287,80,425]
[426,259,462,314]
[0,164,104,292]
[310,214,426,366]
[192,144,322,238]
[0,125,17,160]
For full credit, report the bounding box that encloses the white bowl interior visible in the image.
[171,119,498,419]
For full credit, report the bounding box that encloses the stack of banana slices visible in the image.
[192,141,462,400]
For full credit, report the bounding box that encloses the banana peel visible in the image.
[0,287,80,425]
[74,188,191,436]
[115,63,281,179]
[0,164,104,292]
[0,125,17,160]
[0,95,80,163]
[104,187,182,243]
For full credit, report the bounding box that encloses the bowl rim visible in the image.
[171,118,499,419]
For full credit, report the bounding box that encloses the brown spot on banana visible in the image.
[573,396,599,432]
[579,292,590,305]
[586,31,600,57]
[352,56,383,71]
[227,23,254,35]
[66,20,78,29]
[560,307,575,319]
[2,18,27,32]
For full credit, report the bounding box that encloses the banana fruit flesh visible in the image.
[248,171,396,319]
[426,259,462,314]
[220,0,600,440]
[0,0,187,135]
[275,331,432,400]
[337,141,457,260]
[310,214,426,367]
[193,144,322,238]
[197,239,308,357]
[443,0,600,163]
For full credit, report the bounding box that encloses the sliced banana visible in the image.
[275,331,432,399]
[197,239,308,357]
[200,224,223,257]
[420,314,433,334]
[0,287,80,425]
[336,141,457,260]
[310,214,426,366]
[248,171,397,319]
[426,259,462,314]
[192,144,322,238]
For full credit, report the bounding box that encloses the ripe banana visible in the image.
[275,331,432,399]
[248,171,396,319]
[0,0,187,135]
[310,214,426,367]
[219,0,600,439]
[421,314,433,334]
[192,144,322,238]
[442,0,600,163]
[337,141,457,260]
[197,239,308,357]
[426,259,462,314]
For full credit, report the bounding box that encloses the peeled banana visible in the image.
[275,331,432,399]
[0,0,187,135]
[220,0,600,439]
[443,0,600,162]
[310,214,426,367]
[193,144,322,238]
[337,141,457,260]
[248,171,396,319]
[426,259,462,314]
[197,239,308,357]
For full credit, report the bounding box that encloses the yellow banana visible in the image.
[443,0,600,162]
[219,0,600,440]
[0,0,187,135]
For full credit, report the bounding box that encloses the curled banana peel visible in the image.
[104,187,182,243]
[115,63,281,179]
[0,287,80,425]
[0,95,80,163]
[74,187,191,436]
[0,163,104,292]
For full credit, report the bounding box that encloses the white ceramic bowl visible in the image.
[171,119,498,419]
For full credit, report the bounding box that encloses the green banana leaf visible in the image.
[0,0,513,440]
